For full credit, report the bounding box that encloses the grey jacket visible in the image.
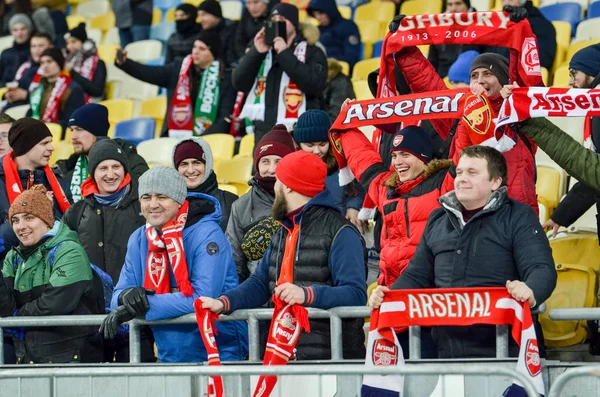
[225,178,274,282]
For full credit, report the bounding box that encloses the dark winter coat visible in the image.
[165,23,202,64]
[112,0,152,28]
[220,190,368,360]
[392,187,556,358]
[116,57,236,137]
[26,77,86,131]
[70,58,107,99]
[207,17,238,69]
[232,34,328,144]
[321,59,355,123]
[2,59,39,111]
[307,0,361,67]
[0,41,31,86]
[232,0,280,62]
[62,181,145,285]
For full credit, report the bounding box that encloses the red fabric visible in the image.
[2,152,71,214]
[143,200,194,296]
[253,124,296,170]
[194,300,224,397]
[168,55,195,133]
[81,173,131,197]
[275,151,326,197]
[41,73,72,123]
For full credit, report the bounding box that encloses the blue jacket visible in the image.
[0,158,73,255]
[111,193,248,363]
[222,189,367,312]
[307,0,361,67]
[325,170,365,214]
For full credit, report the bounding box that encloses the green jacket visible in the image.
[0,221,104,363]
[520,118,600,191]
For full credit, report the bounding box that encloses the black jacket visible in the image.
[207,18,238,69]
[70,59,107,99]
[393,187,556,358]
[62,181,145,285]
[56,138,149,187]
[25,78,86,131]
[116,58,236,137]
[232,37,328,144]
[0,41,30,86]
[165,23,202,64]
[232,0,280,62]
[321,60,355,123]
[189,172,238,232]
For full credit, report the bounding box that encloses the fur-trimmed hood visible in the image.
[384,159,452,189]
[300,23,320,46]
[327,58,344,81]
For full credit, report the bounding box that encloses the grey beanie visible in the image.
[138,166,187,204]
[470,53,510,86]
[88,139,130,179]
[9,13,33,32]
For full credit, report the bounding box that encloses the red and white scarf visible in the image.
[14,60,32,81]
[194,299,225,397]
[2,152,71,214]
[497,87,600,151]
[143,200,194,296]
[74,55,99,103]
[30,73,72,123]
[362,287,545,397]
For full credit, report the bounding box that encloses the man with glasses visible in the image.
[0,114,14,158]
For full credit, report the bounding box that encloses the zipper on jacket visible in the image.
[404,199,411,238]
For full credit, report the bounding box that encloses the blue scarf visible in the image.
[94,185,130,208]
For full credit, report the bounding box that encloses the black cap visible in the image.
[198,0,223,19]
[40,47,65,70]
[9,118,53,157]
[64,22,87,43]
[196,30,222,60]
[270,3,298,27]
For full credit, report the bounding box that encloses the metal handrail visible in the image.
[549,308,600,321]
[546,366,600,397]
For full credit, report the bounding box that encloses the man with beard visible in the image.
[202,150,368,360]
[165,3,202,64]
[56,104,149,203]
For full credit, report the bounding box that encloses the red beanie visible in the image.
[174,140,205,169]
[275,151,326,197]
[254,124,296,170]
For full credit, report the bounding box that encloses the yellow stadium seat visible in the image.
[552,64,570,87]
[541,67,548,86]
[337,60,350,76]
[565,39,600,65]
[356,20,387,59]
[550,234,600,273]
[0,87,7,100]
[136,137,180,167]
[89,12,116,34]
[66,15,87,30]
[50,141,74,166]
[417,44,429,58]
[551,21,571,72]
[152,8,162,25]
[400,0,442,15]
[4,104,29,120]
[165,8,176,22]
[354,2,396,22]
[203,133,236,160]
[338,5,352,20]
[536,166,561,215]
[352,58,380,82]
[215,157,253,195]
[97,44,119,64]
[236,134,255,158]
[104,81,115,100]
[64,127,73,143]
[46,123,64,144]
[539,263,597,347]
[353,80,373,100]
[99,99,134,136]
[218,183,238,195]
[221,1,243,22]
[299,9,308,23]
[139,97,167,138]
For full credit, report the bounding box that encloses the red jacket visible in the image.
[394,47,539,214]
[340,129,454,286]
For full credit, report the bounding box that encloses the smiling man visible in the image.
[0,118,72,255]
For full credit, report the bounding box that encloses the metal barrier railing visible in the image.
[547,366,600,397]
[549,308,600,321]
[0,364,542,397]
[0,306,513,364]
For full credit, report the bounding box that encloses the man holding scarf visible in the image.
[102,167,248,362]
[233,3,328,146]
[27,48,85,131]
[202,151,367,362]
[116,31,236,138]
[0,118,72,255]
[56,104,149,203]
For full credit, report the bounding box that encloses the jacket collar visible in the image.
[439,186,508,229]
[279,189,341,228]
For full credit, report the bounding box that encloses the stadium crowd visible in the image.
[0,0,597,368]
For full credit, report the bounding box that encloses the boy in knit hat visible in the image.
[202,150,368,360]
[225,124,296,282]
[27,47,86,130]
[0,185,104,364]
[57,103,149,203]
[0,118,72,254]
[102,166,248,363]
[0,13,32,86]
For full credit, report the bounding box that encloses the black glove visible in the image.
[503,6,528,23]
[389,14,406,33]
[118,287,156,317]
[99,305,135,340]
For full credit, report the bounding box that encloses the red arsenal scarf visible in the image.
[143,200,194,296]
[362,287,545,397]
[14,60,32,81]
[2,152,70,214]
[30,73,72,123]
[75,55,99,103]
[194,299,225,397]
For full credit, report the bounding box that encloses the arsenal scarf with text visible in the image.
[240,42,307,131]
[30,73,72,123]
[69,155,88,203]
[168,56,221,138]
[143,200,194,296]
[194,299,225,397]
[362,287,545,397]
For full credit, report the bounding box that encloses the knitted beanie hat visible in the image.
[68,104,110,137]
[570,44,600,80]
[389,125,433,164]
[88,139,130,179]
[254,124,296,170]
[64,22,87,42]
[40,47,65,70]
[138,166,187,205]
[9,185,54,228]
[470,53,509,86]
[198,0,223,18]
[275,151,326,197]
[9,13,32,32]
[9,118,53,157]
[293,110,331,143]
[173,140,206,169]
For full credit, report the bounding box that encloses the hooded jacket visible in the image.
[392,187,556,358]
[232,0,280,61]
[339,128,455,287]
[219,189,367,360]
[307,0,361,67]
[111,193,248,362]
[117,57,236,137]
[393,46,538,214]
[321,58,355,123]
[172,137,238,231]
[226,177,274,282]
[165,21,202,64]
[232,26,328,144]
[0,221,104,363]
